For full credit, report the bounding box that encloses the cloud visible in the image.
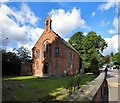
[0,0,9,4]
[49,7,88,38]
[0,3,39,26]
[64,38,69,42]
[98,0,117,11]
[99,20,110,27]
[91,12,95,17]
[16,3,39,25]
[6,47,18,54]
[102,35,119,56]
[108,29,116,34]
[108,16,118,34]
[28,27,44,46]
[0,3,43,53]
[83,32,87,36]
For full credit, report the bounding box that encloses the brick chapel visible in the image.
[32,16,81,77]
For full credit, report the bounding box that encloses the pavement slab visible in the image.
[106,69,119,102]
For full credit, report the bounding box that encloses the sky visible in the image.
[0,0,119,56]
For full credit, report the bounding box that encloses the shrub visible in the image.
[65,76,74,95]
[66,74,81,95]
[76,74,81,89]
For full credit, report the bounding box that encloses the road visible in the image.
[107,69,120,102]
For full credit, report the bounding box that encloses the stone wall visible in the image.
[64,73,108,102]
[21,62,32,76]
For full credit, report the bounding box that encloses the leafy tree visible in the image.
[2,49,21,64]
[68,31,107,74]
[17,46,31,64]
[112,52,120,65]
[102,55,111,64]
[68,32,84,53]
[2,49,21,76]
[81,31,107,74]
[2,46,31,75]
[81,31,107,52]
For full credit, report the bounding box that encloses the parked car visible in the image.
[113,65,120,70]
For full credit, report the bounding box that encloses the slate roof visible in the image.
[52,30,79,54]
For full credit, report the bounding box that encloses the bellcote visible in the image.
[44,16,52,32]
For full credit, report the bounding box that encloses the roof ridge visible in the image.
[52,30,79,54]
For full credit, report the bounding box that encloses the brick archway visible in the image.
[43,63,49,74]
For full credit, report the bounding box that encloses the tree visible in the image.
[102,55,111,64]
[68,31,107,74]
[17,46,31,64]
[81,31,107,52]
[68,32,84,53]
[2,46,31,76]
[2,49,21,75]
[81,31,107,74]
[112,52,120,65]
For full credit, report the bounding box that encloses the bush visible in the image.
[76,74,81,89]
[66,74,81,95]
[66,76,74,95]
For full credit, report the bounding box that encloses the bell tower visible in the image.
[44,16,52,32]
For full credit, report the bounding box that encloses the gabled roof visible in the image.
[33,16,79,55]
[52,30,79,54]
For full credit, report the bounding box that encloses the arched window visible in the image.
[46,20,49,26]
[43,41,51,58]
[43,42,48,57]
[49,44,51,57]
[36,49,40,59]
[55,47,60,58]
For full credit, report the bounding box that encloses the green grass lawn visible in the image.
[2,74,97,101]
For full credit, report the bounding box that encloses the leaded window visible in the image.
[36,49,40,59]
[43,42,48,57]
[55,47,60,58]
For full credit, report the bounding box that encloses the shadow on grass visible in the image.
[40,93,63,101]
[2,74,97,101]
[2,76,68,101]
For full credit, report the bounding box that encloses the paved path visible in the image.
[106,69,119,102]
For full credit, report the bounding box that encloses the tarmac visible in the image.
[106,69,120,102]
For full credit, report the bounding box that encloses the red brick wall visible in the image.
[32,17,80,77]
